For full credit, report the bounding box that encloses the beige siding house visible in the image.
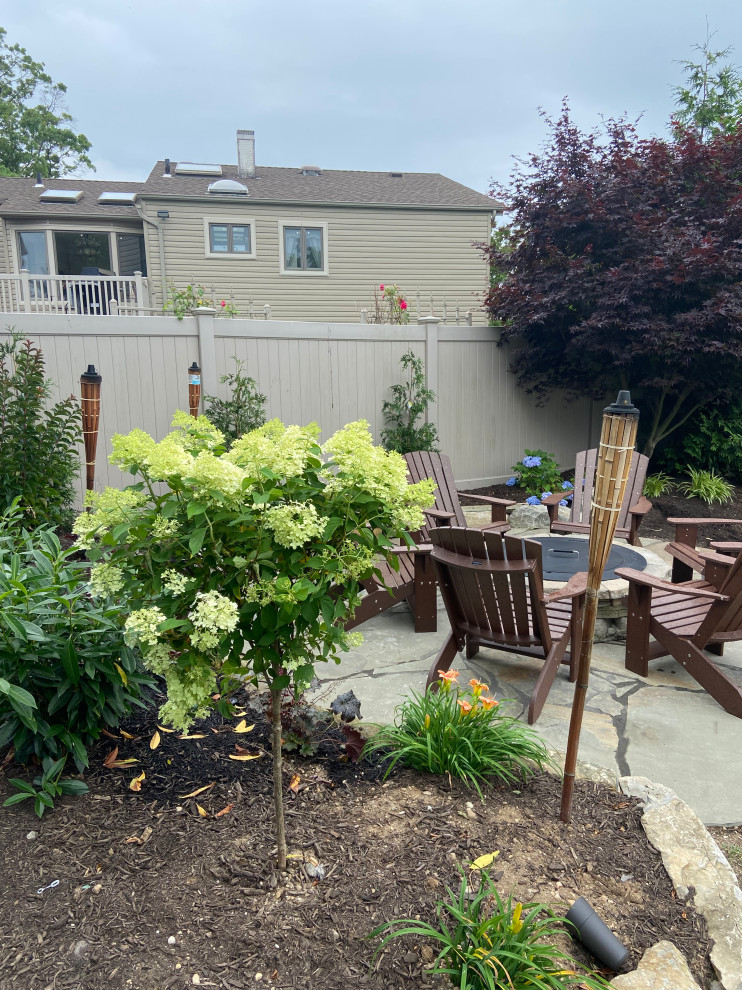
[0,131,501,322]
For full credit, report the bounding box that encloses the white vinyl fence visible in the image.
[2,311,601,508]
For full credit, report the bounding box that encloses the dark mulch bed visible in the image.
[462,477,742,548]
[0,686,714,990]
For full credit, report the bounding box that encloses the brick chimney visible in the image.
[237,130,255,178]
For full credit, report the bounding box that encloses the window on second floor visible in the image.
[204,218,256,259]
[280,223,328,274]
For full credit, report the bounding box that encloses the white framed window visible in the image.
[279,221,328,275]
[203,217,256,259]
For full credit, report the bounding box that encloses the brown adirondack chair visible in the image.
[542,448,651,546]
[346,452,515,634]
[405,451,515,537]
[428,527,586,723]
[617,542,742,718]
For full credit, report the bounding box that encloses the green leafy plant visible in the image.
[370,868,609,989]
[366,283,411,324]
[0,331,81,530]
[643,472,676,498]
[203,357,267,446]
[658,402,742,485]
[3,756,88,818]
[165,282,239,320]
[0,501,152,770]
[365,671,554,797]
[679,466,734,505]
[73,412,435,868]
[381,349,439,453]
[508,450,563,498]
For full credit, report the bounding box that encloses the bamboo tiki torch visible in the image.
[80,365,102,498]
[560,390,640,823]
[188,361,201,418]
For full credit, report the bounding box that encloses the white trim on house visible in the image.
[278,220,329,276]
[202,215,257,260]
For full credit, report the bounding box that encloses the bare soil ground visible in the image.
[0,687,714,990]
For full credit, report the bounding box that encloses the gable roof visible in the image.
[0,176,146,218]
[142,162,501,211]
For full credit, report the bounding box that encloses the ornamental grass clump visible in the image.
[370,868,610,989]
[365,672,554,797]
[75,412,435,867]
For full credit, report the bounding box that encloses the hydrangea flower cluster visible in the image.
[226,420,320,480]
[323,419,434,532]
[264,501,325,549]
[124,607,167,647]
[188,590,239,650]
[162,569,189,595]
[88,562,125,598]
[72,488,148,546]
[525,495,541,505]
[522,455,542,468]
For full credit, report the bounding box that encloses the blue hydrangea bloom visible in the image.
[525,495,541,505]
[522,455,542,468]
[506,477,517,486]
[540,492,552,500]
[559,499,568,507]
[561,480,573,490]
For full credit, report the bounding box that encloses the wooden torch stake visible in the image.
[560,391,640,823]
[80,365,102,497]
[188,361,201,418]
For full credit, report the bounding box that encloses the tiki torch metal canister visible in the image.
[561,390,640,823]
[80,364,102,495]
[188,361,201,418]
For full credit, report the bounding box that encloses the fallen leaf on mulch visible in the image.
[179,734,207,740]
[215,804,234,817]
[178,784,215,799]
[129,771,145,792]
[289,774,301,794]
[196,804,208,818]
[233,720,254,734]
[229,754,261,762]
[150,731,161,750]
[120,730,138,740]
[156,725,175,733]
[470,851,500,870]
[103,747,139,769]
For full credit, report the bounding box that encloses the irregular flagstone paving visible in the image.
[309,532,742,827]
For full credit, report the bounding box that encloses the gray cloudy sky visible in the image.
[3,0,742,195]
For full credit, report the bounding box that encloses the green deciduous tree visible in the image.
[0,27,93,177]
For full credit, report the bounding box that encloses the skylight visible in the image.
[97,191,138,205]
[174,162,223,176]
[207,179,248,195]
[40,189,83,203]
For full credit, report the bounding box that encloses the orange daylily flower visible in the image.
[457,699,473,715]
[480,696,499,711]
[438,669,460,692]
[469,678,489,697]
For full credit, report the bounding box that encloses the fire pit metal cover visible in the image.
[530,536,648,582]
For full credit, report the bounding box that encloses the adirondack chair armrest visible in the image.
[460,493,516,508]
[614,567,729,601]
[424,508,457,525]
[666,542,735,571]
[459,493,516,524]
[709,541,742,555]
[542,491,569,506]
[668,517,742,547]
[389,543,433,556]
[628,496,652,517]
[542,570,588,603]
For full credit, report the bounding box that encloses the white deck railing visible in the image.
[0,270,150,316]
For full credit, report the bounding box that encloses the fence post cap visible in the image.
[417,315,441,325]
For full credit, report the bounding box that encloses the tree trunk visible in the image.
[270,684,287,870]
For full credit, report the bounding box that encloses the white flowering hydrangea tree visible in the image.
[75,411,434,866]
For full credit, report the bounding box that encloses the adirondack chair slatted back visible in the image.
[405,452,466,542]
[696,553,742,642]
[430,527,552,650]
[569,449,648,532]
